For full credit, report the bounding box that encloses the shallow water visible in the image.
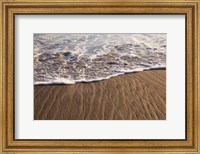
[34,33,166,85]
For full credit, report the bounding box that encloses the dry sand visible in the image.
[34,70,166,120]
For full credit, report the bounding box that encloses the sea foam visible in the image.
[34,33,166,85]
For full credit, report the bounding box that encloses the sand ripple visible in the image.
[34,70,166,120]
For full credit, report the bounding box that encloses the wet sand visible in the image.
[34,70,166,120]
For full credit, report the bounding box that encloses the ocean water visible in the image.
[34,33,166,85]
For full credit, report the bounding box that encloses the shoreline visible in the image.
[34,66,166,86]
[34,70,166,120]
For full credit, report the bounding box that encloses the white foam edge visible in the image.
[34,65,166,85]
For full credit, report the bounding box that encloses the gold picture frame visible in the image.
[0,0,199,153]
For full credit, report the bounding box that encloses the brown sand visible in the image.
[34,70,166,120]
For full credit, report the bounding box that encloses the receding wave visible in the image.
[34,33,166,85]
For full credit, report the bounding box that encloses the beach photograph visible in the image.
[34,33,166,120]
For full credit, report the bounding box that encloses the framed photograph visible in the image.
[1,0,199,153]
